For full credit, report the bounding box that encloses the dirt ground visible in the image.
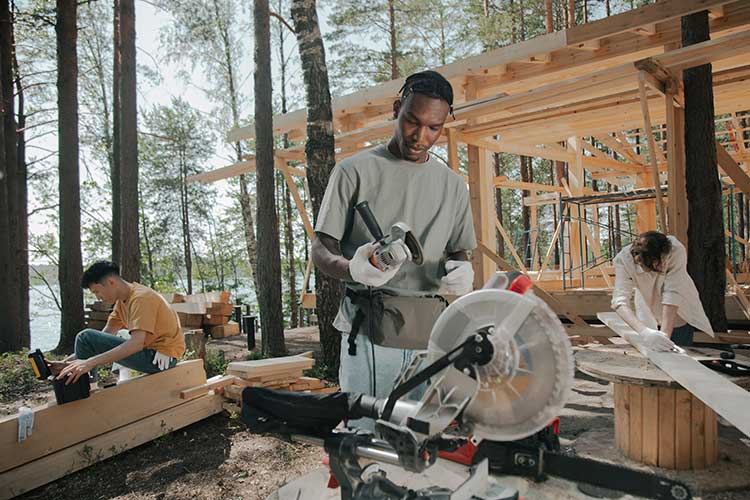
[7,331,750,500]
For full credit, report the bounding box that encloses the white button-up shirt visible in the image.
[611,236,714,336]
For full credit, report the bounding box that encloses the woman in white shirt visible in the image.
[611,231,714,351]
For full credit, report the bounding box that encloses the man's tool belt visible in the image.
[345,287,448,355]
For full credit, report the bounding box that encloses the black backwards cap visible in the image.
[398,70,454,116]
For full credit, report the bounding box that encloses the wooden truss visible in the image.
[191,0,750,327]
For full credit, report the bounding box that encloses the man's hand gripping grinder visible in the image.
[355,201,423,271]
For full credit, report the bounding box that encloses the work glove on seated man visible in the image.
[152,351,173,371]
[349,241,410,287]
[439,260,474,296]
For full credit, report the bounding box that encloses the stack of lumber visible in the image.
[0,360,223,500]
[83,301,113,330]
[222,354,339,401]
[163,291,239,338]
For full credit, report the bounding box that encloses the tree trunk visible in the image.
[254,0,285,356]
[112,0,121,263]
[388,0,398,80]
[277,4,298,328]
[493,153,504,259]
[521,156,531,267]
[682,11,727,332]
[545,0,553,33]
[139,203,156,288]
[179,151,192,294]
[1,0,27,351]
[509,0,516,43]
[119,0,140,282]
[292,0,342,378]
[13,26,29,349]
[212,0,258,288]
[55,0,85,353]
[605,0,611,17]
[568,0,575,27]
[0,0,18,353]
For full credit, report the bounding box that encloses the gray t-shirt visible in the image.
[315,144,477,332]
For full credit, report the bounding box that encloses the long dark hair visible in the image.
[630,231,671,272]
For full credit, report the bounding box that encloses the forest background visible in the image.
[3,0,652,357]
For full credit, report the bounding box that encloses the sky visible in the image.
[28,0,338,255]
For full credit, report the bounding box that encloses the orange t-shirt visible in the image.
[105,283,185,358]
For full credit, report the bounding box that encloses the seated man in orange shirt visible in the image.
[53,261,186,384]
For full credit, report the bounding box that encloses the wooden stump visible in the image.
[614,383,717,469]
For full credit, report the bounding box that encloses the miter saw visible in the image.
[241,272,692,500]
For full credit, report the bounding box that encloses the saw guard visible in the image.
[427,289,574,441]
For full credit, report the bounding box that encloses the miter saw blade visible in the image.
[427,289,574,441]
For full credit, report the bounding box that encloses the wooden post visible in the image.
[466,80,496,287]
[666,92,688,246]
[638,72,668,232]
[447,128,460,174]
[567,137,584,274]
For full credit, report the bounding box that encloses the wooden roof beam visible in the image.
[458,133,644,173]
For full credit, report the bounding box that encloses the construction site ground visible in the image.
[4,330,750,500]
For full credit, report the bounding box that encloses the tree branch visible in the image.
[270,11,295,35]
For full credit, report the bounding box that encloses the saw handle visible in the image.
[355,201,384,242]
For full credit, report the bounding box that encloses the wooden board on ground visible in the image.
[598,312,750,439]
[180,375,237,400]
[207,302,234,316]
[177,311,204,328]
[0,393,223,500]
[203,314,229,327]
[0,359,206,474]
[227,355,314,378]
[211,322,240,338]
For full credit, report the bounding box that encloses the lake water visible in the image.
[28,280,270,352]
[29,284,62,352]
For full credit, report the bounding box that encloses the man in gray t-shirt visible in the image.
[311,70,477,407]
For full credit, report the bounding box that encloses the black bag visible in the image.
[345,288,447,354]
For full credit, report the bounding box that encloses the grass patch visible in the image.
[0,350,52,402]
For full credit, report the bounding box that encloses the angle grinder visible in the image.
[355,200,423,272]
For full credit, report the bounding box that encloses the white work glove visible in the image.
[439,260,474,296]
[152,352,173,371]
[348,241,405,287]
[638,327,682,353]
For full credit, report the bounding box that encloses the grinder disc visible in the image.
[427,289,574,441]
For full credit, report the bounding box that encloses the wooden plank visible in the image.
[638,72,667,232]
[642,386,659,465]
[599,312,750,439]
[180,375,237,399]
[0,393,223,500]
[657,387,676,468]
[447,128,460,174]
[475,242,587,327]
[177,311,203,328]
[675,389,693,470]
[614,383,630,454]
[210,322,240,338]
[0,360,206,474]
[226,355,314,377]
[566,0,734,45]
[717,139,750,193]
[705,405,718,465]
[628,384,643,462]
[691,395,706,469]
[494,218,528,272]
